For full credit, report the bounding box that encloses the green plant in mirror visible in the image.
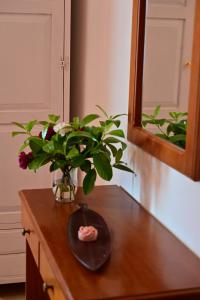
[12,105,134,196]
[142,105,187,149]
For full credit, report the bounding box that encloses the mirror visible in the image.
[128,0,200,180]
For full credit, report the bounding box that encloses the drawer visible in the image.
[0,209,21,229]
[40,245,66,300]
[21,204,39,266]
[0,252,25,284]
[0,229,25,254]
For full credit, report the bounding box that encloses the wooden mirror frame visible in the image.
[128,0,200,180]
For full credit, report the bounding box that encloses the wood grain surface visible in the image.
[20,186,200,300]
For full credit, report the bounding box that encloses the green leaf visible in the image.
[104,137,127,150]
[108,129,125,138]
[142,119,155,126]
[72,117,80,129]
[66,147,79,159]
[83,169,97,195]
[104,121,115,133]
[28,154,47,170]
[169,112,176,119]
[141,119,166,127]
[179,112,188,118]
[42,141,55,153]
[96,105,108,118]
[80,114,99,127]
[141,120,148,127]
[52,133,61,143]
[12,122,25,130]
[67,131,98,143]
[168,134,186,143]
[19,139,29,152]
[166,123,173,135]
[115,149,123,163]
[121,142,127,151]
[50,162,59,172]
[100,121,105,127]
[93,152,112,180]
[25,120,37,132]
[155,119,166,126]
[169,111,188,121]
[142,113,152,119]
[12,131,27,137]
[113,163,134,173]
[155,133,169,140]
[80,160,91,173]
[112,113,127,119]
[104,137,122,144]
[99,145,111,161]
[106,143,118,157]
[53,142,64,154]
[168,123,186,135]
[172,112,186,121]
[39,121,49,126]
[50,160,66,172]
[113,120,121,128]
[29,137,44,153]
[71,155,85,168]
[48,114,60,123]
[90,126,103,140]
[153,105,160,117]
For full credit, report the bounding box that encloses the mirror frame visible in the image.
[128,0,200,180]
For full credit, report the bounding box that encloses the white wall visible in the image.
[70,0,200,258]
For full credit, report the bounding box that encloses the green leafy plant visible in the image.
[142,105,188,149]
[12,106,134,195]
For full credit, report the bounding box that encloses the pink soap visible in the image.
[78,226,98,241]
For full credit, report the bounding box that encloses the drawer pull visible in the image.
[22,228,30,236]
[43,282,54,293]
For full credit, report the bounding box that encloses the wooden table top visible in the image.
[20,185,200,300]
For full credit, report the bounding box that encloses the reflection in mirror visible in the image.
[128,0,200,180]
[142,0,195,149]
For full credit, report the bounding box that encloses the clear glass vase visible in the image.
[52,168,77,203]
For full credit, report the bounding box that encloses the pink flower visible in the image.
[38,127,55,140]
[78,226,98,242]
[19,152,32,169]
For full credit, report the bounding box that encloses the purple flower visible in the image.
[19,152,32,169]
[38,127,56,140]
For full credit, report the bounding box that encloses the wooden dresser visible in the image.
[20,185,200,300]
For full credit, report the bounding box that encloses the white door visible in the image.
[142,0,195,116]
[0,0,70,283]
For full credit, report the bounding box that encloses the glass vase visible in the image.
[52,168,77,203]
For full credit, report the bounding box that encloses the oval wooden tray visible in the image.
[67,204,111,271]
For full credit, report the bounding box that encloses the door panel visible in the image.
[143,19,184,107]
[0,14,52,109]
[0,0,64,209]
[143,0,195,116]
[0,0,67,283]
[0,0,64,123]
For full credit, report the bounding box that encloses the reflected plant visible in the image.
[142,105,187,149]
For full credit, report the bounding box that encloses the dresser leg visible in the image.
[26,241,49,300]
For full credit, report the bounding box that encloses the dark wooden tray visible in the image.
[67,204,111,271]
